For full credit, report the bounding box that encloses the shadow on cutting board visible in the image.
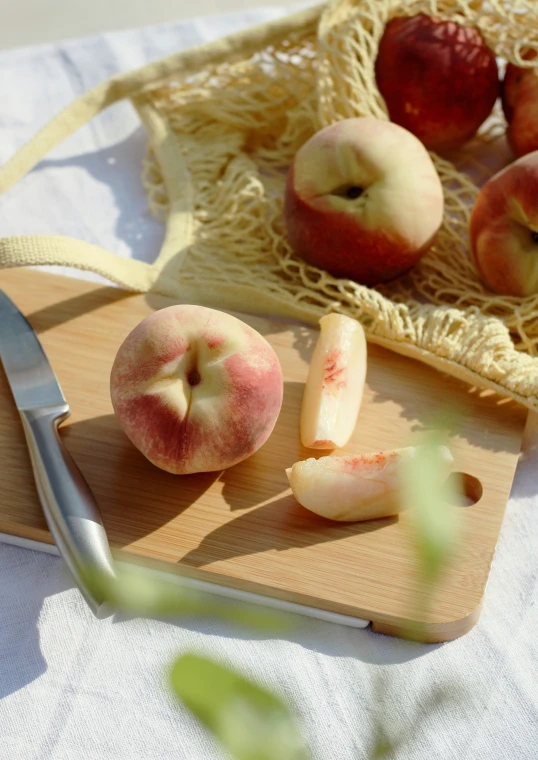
[63,423,393,563]
[62,413,222,548]
[60,379,309,549]
[28,287,132,334]
[365,344,528,457]
[63,374,394,567]
[178,496,396,567]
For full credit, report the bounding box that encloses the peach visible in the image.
[502,53,538,158]
[283,118,444,286]
[469,151,538,296]
[300,313,367,450]
[110,305,284,474]
[375,14,500,152]
[286,447,454,522]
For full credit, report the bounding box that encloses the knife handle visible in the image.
[19,405,116,615]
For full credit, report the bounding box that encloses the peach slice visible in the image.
[300,313,367,450]
[286,447,453,522]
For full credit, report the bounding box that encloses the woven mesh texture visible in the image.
[136,0,538,408]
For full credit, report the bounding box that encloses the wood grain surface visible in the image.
[0,269,527,640]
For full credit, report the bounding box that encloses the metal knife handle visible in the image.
[19,405,116,614]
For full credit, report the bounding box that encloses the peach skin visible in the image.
[502,52,538,158]
[375,14,499,152]
[470,151,538,297]
[284,118,444,286]
[110,305,284,474]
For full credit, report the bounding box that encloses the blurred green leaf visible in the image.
[83,563,290,632]
[170,654,310,760]
[371,735,396,759]
[400,432,462,584]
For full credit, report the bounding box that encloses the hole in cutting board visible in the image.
[445,472,483,506]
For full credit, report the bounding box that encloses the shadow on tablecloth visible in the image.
[0,544,73,699]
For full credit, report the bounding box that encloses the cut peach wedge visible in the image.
[286,447,453,522]
[300,313,367,450]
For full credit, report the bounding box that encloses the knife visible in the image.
[0,289,116,615]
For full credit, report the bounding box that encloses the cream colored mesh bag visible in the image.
[2,0,538,409]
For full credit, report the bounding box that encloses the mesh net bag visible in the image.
[2,0,538,409]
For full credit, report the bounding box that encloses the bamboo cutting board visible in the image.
[0,269,527,641]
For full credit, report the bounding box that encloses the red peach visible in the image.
[502,52,538,158]
[110,305,284,474]
[283,118,444,286]
[470,151,538,296]
[375,14,500,152]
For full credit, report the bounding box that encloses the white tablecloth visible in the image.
[1,9,538,759]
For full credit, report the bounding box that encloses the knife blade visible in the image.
[0,291,67,409]
[0,289,116,614]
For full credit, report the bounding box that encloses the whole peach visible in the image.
[502,53,538,158]
[375,14,500,152]
[110,305,284,474]
[283,118,444,285]
[470,151,538,296]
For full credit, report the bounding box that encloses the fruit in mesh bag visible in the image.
[470,151,538,296]
[283,117,444,286]
[502,51,538,158]
[374,14,500,152]
[110,305,284,474]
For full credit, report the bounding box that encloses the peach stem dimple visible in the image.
[187,369,201,386]
[346,186,363,199]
